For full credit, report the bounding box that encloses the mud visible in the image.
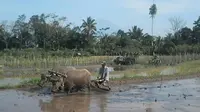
[1,78,200,112]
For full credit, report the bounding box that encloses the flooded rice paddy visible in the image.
[1,78,200,112]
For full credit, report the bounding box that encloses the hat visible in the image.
[101,61,106,65]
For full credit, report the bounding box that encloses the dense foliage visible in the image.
[1,13,200,56]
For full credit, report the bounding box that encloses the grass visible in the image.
[17,77,40,87]
[1,53,200,76]
[1,53,200,89]
[1,59,200,89]
[0,77,40,89]
[175,60,200,75]
[0,74,40,79]
[0,55,113,75]
[1,56,113,68]
[0,84,15,89]
[110,60,200,81]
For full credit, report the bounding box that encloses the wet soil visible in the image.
[1,77,200,112]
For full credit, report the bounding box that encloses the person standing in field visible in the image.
[98,61,110,86]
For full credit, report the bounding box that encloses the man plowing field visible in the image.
[97,61,110,86]
[38,66,111,94]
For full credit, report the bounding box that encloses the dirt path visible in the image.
[1,77,200,112]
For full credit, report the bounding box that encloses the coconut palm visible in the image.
[127,26,143,41]
[81,16,97,41]
[149,2,157,37]
[149,1,157,55]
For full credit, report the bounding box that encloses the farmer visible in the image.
[98,61,110,86]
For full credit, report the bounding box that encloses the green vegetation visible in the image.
[111,60,200,80]
[17,77,40,87]
[0,13,200,56]
[1,59,200,89]
[0,12,200,75]
[0,74,40,79]
[0,84,15,89]
[2,55,112,68]
[0,77,40,89]
[0,55,112,75]
[1,53,200,76]
[1,2,200,89]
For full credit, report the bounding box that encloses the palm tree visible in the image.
[149,0,157,55]
[149,1,157,37]
[117,29,126,38]
[81,17,97,41]
[127,26,143,41]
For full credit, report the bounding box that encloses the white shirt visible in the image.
[99,66,110,81]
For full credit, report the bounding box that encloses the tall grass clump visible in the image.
[175,60,200,75]
[0,65,3,75]
[19,77,40,86]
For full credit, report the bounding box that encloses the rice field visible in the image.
[0,53,200,76]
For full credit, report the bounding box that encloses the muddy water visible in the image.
[1,78,200,112]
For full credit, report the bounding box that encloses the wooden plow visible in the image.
[90,79,111,91]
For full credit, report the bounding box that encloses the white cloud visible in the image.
[120,0,199,15]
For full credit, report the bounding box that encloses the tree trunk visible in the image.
[43,38,46,49]
[20,33,22,50]
[151,17,154,55]
[151,17,154,38]
[57,33,60,50]
[3,36,8,49]
[5,42,8,49]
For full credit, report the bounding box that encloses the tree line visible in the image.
[0,13,200,56]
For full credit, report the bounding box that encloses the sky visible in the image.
[0,0,199,36]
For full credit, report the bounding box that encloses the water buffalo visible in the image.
[51,66,76,74]
[48,71,67,92]
[38,66,76,92]
[37,73,52,87]
[52,69,92,94]
[51,66,76,91]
